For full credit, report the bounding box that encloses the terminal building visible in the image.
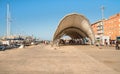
[91,13,120,45]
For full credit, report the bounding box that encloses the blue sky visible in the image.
[0,0,120,40]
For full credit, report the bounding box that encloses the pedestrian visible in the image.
[116,41,119,50]
[109,40,112,47]
[50,41,53,47]
[56,39,60,47]
[99,41,102,49]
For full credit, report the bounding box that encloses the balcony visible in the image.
[97,30,103,35]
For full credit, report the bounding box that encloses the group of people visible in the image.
[52,38,120,50]
[110,40,120,50]
[55,38,90,46]
[96,40,120,50]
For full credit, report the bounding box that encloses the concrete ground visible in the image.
[0,44,120,74]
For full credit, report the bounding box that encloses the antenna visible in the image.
[7,3,11,38]
[101,5,105,36]
[101,6,105,20]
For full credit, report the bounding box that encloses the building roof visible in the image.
[53,13,95,43]
[91,20,102,26]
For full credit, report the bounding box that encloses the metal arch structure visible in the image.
[53,13,95,44]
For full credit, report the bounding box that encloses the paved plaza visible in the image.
[0,44,120,74]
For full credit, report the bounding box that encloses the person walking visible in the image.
[116,41,119,50]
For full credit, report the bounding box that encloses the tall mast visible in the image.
[101,6,105,20]
[101,6,105,36]
[6,3,11,37]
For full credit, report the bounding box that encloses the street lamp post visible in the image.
[101,6,105,35]
[100,6,105,45]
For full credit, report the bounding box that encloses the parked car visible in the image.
[0,45,5,51]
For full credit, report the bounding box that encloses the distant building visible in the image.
[91,13,120,45]
[91,20,104,41]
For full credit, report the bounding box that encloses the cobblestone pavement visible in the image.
[0,44,120,74]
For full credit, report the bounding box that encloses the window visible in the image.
[119,19,120,22]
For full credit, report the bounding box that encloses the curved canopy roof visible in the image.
[53,13,95,43]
